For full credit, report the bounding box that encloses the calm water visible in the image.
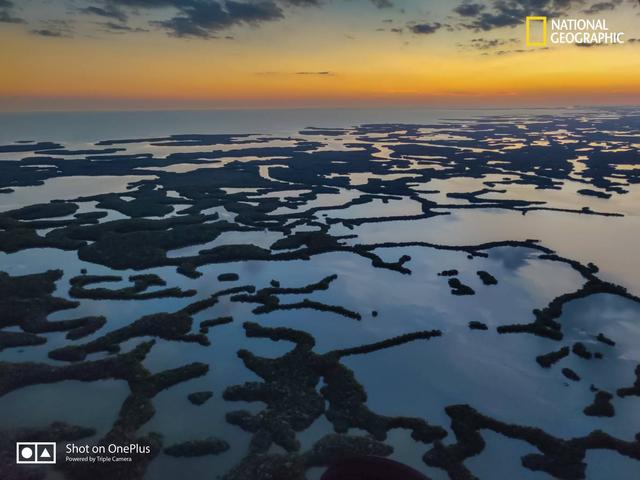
[1,107,639,480]
[0,107,583,143]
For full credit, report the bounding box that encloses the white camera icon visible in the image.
[16,442,56,464]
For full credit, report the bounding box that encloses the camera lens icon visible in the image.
[16,442,56,464]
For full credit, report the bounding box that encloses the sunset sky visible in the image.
[1,0,639,111]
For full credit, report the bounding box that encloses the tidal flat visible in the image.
[0,107,639,480]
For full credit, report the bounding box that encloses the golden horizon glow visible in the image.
[1,2,639,111]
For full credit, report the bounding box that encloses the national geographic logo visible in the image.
[526,16,625,46]
[526,16,548,46]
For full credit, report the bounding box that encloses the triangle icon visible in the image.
[41,448,51,458]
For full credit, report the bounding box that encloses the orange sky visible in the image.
[1,0,639,110]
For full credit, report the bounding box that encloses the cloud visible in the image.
[98,21,149,32]
[582,0,622,14]
[151,0,284,38]
[30,19,73,37]
[457,0,586,32]
[31,29,67,37]
[99,0,175,6]
[488,46,549,54]
[80,5,128,22]
[227,0,283,21]
[277,0,322,5]
[5,0,411,40]
[370,0,394,8]
[453,2,485,16]
[256,70,333,75]
[0,0,24,23]
[465,36,518,49]
[409,22,442,34]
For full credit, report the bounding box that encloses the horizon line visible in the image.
[2,103,639,115]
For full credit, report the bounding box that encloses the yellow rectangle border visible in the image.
[526,16,547,47]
